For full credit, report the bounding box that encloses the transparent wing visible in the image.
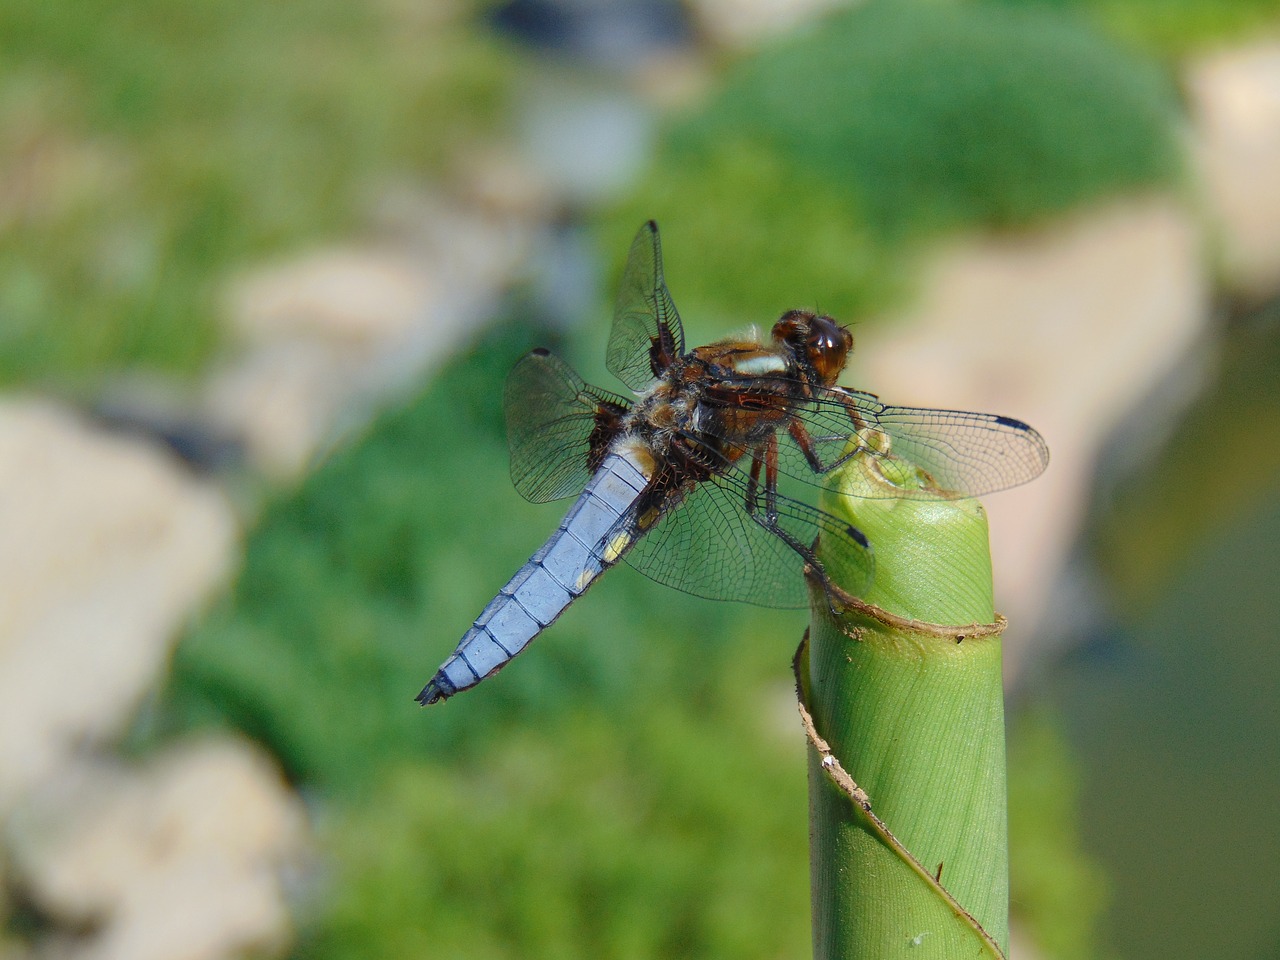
[623,463,873,609]
[607,221,686,392]
[799,387,1049,498]
[504,349,631,504]
[702,378,1049,500]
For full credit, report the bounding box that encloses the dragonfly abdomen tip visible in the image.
[415,674,455,706]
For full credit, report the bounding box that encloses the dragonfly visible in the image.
[418,221,1048,705]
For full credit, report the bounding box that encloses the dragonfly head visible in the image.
[772,310,853,387]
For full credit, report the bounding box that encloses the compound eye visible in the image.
[810,318,837,351]
[807,315,852,384]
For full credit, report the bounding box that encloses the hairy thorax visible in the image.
[616,334,811,483]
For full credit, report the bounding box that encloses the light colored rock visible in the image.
[516,76,655,204]
[0,401,238,817]
[6,737,305,960]
[852,197,1209,684]
[207,195,537,478]
[1188,40,1280,300]
[452,146,559,221]
[687,0,851,48]
[225,247,434,345]
[204,337,370,480]
[628,50,715,112]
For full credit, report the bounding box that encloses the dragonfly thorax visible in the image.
[613,342,810,482]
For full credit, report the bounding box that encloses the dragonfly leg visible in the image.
[838,391,869,432]
[788,415,873,475]
[787,418,828,473]
[740,434,833,591]
[790,393,888,475]
[764,431,781,524]
[753,432,869,613]
[746,442,764,504]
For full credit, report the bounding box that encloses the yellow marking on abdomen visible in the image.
[603,530,632,563]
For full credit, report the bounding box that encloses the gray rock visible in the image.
[687,0,850,48]
[206,195,538,479]
[0,401,237,817]
[6,737,306,960]
[1188,40,1280,301]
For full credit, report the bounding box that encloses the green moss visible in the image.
[602,139,905,337]
[611,0,1182,324]
[0,0,515,385]
[302,710,810,960]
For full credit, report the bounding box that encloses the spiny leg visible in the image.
[788,417,826,473]
[764,430,871,610]
[741,433,841,607]
[746,442,764,505]
[788,412,873,476]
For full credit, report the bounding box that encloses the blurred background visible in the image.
[1,0,1278,957]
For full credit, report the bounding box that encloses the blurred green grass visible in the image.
[607,0,1184,334]
[1008,0,1280,57]
[304,717,810,960]
[0,0,514,386]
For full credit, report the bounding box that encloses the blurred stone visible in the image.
[489,0,692,70]
[205,338,362,480]
[516,74,655,204]
[6,737,306,960]
[453,146,558,221]
[225,247,433,345]
[93,374,244,474]
[207,195,537,478]
[0,401,238,817]
[688,0,849,48]
[629,49,715,110]
[1188,40,1280,301]
[853,197,1208,685]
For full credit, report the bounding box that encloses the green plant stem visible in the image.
[803,453,1009,959]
